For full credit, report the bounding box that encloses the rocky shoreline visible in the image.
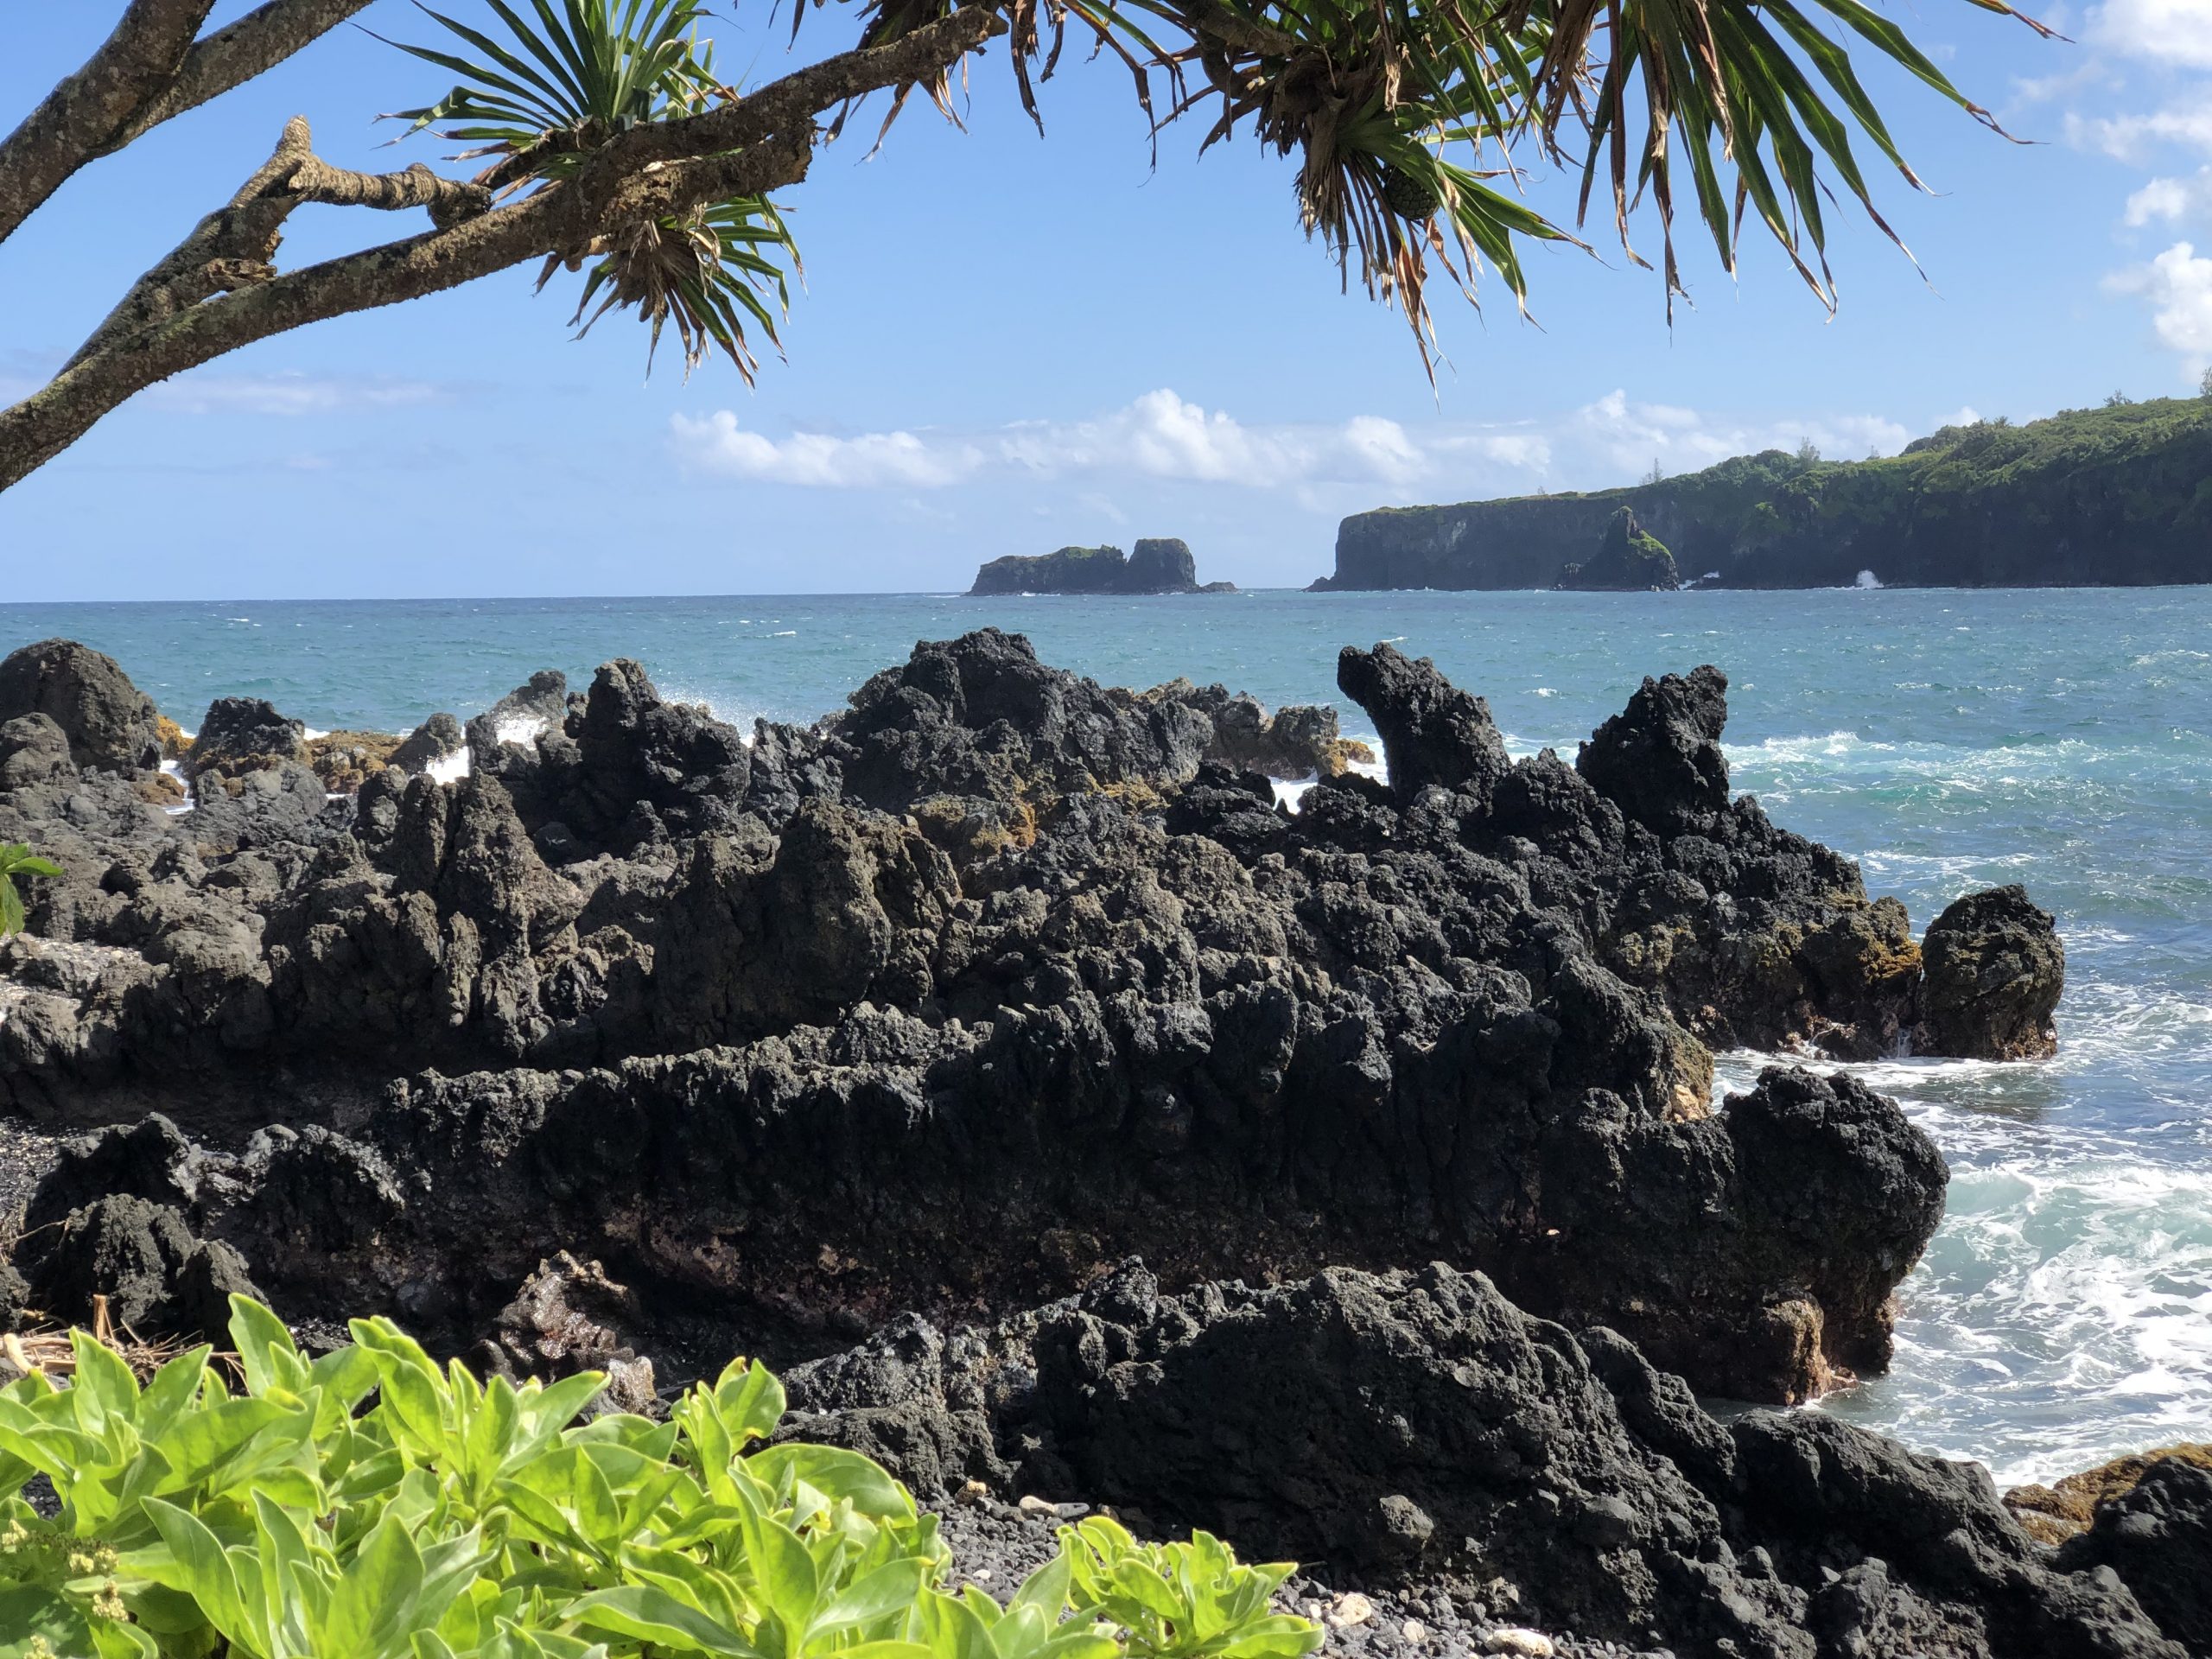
[2,628,2193,1658]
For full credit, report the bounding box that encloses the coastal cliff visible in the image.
[969,537,1233,594]
[1317,397,2212,590]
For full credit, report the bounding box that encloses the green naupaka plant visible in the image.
[0,844,60,938]
[0,1298,1321,1659]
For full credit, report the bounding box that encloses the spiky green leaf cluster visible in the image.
[378,0,2049,378]
[385,2,798,378]
[0,1297,1321,1659]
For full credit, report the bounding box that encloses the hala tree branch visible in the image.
[0,0,219,245]
[94,0,380,159]
[0,6,1004,493]
[63,116,497,372]
[0,0,376,249]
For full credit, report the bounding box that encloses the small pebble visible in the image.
[1402,1619,1429,1644]
[1326,1593,1376,1629]
[1486,1631,1555,1658]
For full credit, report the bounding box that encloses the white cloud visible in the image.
[2125,168,2212,224]
[675,391,1511,492]
[2104,240,2212,372]
[671,386,1912,499]
[670,411,983,487]
[2090,0,2212,66]
[2068,103,2212,161]
[1572,388,1910,474]
[144,371,452,416]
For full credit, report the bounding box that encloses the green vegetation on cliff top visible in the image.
[1394,397,2212,518]
[1337,397,2212,589]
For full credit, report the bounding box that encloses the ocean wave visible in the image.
[1711,1045,2212,1484]
[1826,1153,2212,1487]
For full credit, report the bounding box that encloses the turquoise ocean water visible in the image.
[3,586,2207,1486]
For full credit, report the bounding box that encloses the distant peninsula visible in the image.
[969,537,1236,595]
[1314,397,2212,591]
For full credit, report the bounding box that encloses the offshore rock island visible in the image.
[10,629,2196,1659]
[1315,397,2212,592]
[969,537,1236,595]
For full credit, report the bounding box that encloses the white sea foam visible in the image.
[427,747,470,785]
[1715,1047,2212,1484]
[160,759,193,816]
[493,715,547,747]
[1268,744,1387,813]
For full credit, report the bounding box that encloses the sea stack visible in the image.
[968,537,1234,594]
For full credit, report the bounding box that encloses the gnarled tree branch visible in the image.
[0,6,1005,493]
[97,0,379,157]
[64,116,498,372]
[0,0,218,245]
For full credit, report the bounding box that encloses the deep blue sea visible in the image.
[3,587,2207,1486]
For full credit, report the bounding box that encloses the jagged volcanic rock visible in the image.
[186,696,310,790]
[1335,642,1510,804]
[0,715,75,791]
[1916,884,2065,1059]
[2055,1459,2212,1653]
[0,639,162,774]
[466,671,570,770]
[779,1259,2179,1659]
[0,630,2042,1404]
[391,711,465,775]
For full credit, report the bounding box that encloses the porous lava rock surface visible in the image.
[0,639,162,773]
[1916,884,2066,1059]
[2054,1458,2212,1654]
[779,1259,2181,1659]
[0,632,2043,1405]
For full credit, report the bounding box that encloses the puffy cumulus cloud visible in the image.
[2126,168,2212,225]
[671,411,983,487]
[2105,240,2212,372]
[2090,0,2212,67]
[674,391,1532,492]
[671,388,1913,499]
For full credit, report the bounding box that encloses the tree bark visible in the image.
[0,0,219,245]
[0,0,377,249]
[96,0,379,156]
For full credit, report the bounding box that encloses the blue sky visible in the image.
[3,0,2209,597]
